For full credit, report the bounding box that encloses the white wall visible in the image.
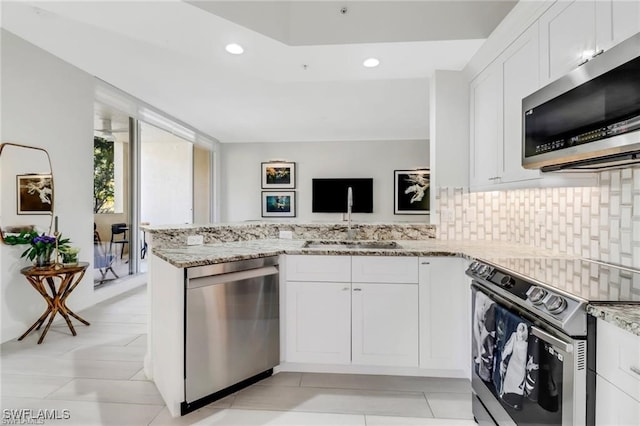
[220,139,429,222]
[140,124,193,227]
[0,30,95,342]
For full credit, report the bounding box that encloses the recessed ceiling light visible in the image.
[225,43,244,55]
[363,58,380,68]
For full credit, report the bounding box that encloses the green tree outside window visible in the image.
[94,136,115,213]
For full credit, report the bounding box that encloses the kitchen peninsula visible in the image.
[144,222,640,418]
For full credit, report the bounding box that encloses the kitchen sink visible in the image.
[302,240,402,250]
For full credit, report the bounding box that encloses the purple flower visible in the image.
[33,235,56,245]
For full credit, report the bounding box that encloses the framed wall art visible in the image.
[261,161,296,189]
[394,169,430,215]
[17,174,54,214]
[261,191,296,217]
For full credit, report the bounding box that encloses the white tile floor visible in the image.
[1,286,476,426]
[93,252,147,288]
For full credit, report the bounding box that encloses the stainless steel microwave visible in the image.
[522,32,640,171]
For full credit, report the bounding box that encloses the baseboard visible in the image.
[276,362,468,379]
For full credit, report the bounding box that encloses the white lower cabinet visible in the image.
[284,255,420,368]
[596,375,640,426]
[595,319,640,425]
[352,282,419,367]
[285,281,351,364]
[419,257,471,376]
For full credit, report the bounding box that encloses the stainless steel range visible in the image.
[466,257,640,426]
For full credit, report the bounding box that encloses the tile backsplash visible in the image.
[436,169,640,268]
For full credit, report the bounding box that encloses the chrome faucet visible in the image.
[346,186,355,240]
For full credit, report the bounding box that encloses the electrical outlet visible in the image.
[186,235,204,246]
[279,230,293,239]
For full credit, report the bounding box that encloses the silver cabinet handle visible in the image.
[630,366,640,376]
[488,176,501,181]
[592,49,604,58]
[353,288,362,291]
[342,287,350,291]
[421,262,430,265]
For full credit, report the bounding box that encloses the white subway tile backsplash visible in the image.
[622,182,633,204]
[621,206,633,229]
[610,194,621,217]
[611,170,621,188]
[436,167,640,263]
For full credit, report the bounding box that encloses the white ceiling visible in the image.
[2,1,516,144]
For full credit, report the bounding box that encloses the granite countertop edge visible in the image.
[151,239,639,336]
[586,304,640,337]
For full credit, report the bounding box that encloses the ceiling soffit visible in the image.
[188,1,517,46]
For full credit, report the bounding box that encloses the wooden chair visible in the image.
[109,223,129,259]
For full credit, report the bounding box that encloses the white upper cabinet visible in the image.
[470,24,541,190]
[540,0,640,86]
[598,0,640,52]
[470,61,502,188]
[501,23,542,184]
[539,0,598,85]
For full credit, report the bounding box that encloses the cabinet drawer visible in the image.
[286,255,351,282]
[596,319,640,401]
[352,256,418,284]
[596,375,640,425]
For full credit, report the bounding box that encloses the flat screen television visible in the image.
[312,178,373,213]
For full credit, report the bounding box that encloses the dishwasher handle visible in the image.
[187,265,279,290]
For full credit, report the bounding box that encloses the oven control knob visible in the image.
[469,261,479,272]
[500,275,515,288]
[544,295,567,314]
[527,286,547,305]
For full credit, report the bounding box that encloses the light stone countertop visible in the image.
[587,304,640,337]
[151,237,639,336]
[150,238,563,269]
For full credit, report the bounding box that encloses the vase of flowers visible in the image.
[5,230,70,268]
[60,246,80,265]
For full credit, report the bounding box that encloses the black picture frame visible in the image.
[394,169,430,215]
[261,191,296,217]
[261,162,296,189]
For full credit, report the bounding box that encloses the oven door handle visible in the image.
[531,326,573,353]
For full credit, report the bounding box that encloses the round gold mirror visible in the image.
[0,142,54,244]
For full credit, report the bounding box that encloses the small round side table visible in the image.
[19,262,90,344]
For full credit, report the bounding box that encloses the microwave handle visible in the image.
[531,326,573,354]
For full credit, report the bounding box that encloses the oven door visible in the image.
[471,282,586,426]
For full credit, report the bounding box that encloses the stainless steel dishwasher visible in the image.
[182,256,279,414]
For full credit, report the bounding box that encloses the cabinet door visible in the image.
[285,281,351,364]
[501,23,541,183]
[612,0,640,45]
[596,375,640,426]
[539,0,597,84]
[351,283,419,367]
[596,319,640,401]
[419,257,471,376]
[286,255,351,282]
[352,256,418,284]
[470,62,502,188]
[596,0,640,52]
